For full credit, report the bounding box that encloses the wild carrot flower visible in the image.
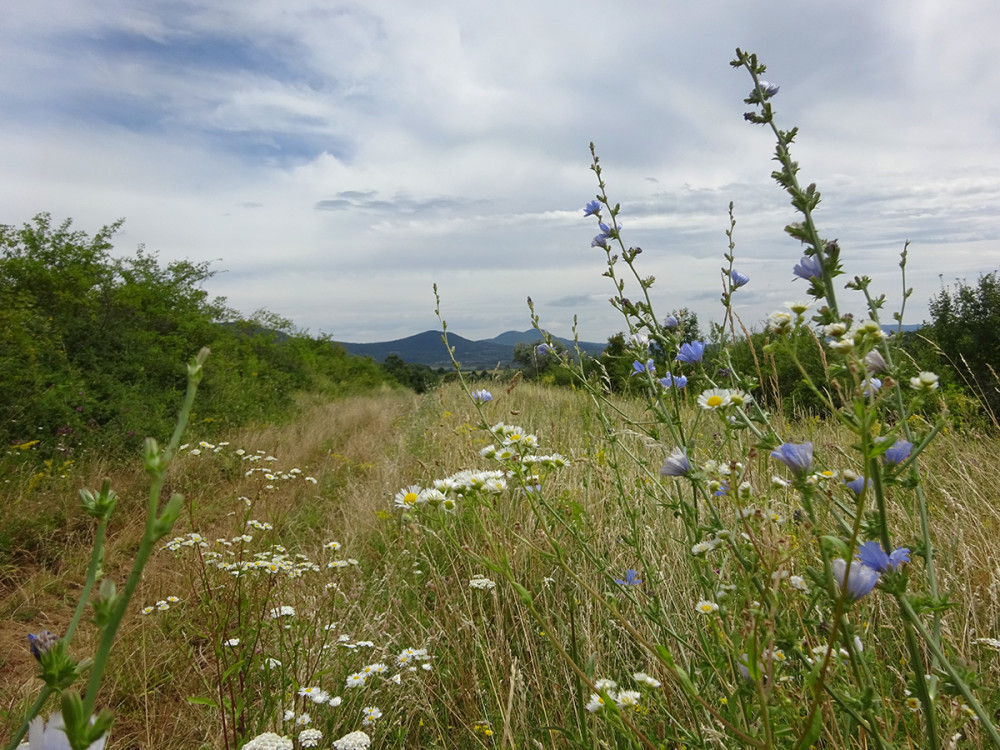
[659,447,690,477]
[243,732,292,750]
[333,731,371,750]
[676,341,706,364]
[770,442,813,477]
[793,255,823,281]
[831,558,880,600]
[469,576,497,590]
[614,569,642,586]
[857,541,910,572]
[883,439,913,466]
[298,729,322,748]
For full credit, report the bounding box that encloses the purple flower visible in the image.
[844,476,872,496]
[536,343,552,356]
[583,199,601,217]
[471,389,493,403]
[770,442,813,478]
[793,255,823,281]
[758,80,780,99]
[658,373,688,389]
[591,232,611,249]
[664,315,679,329]
[614,568,642,586]
[713,481,730,497]
[862,377,881,397]
[831,558,880,600]
[675,341,706,364]
[632,359,655,376]
[659,447,690,477]
[730,270,749,289]
[883,439,913,466]
[857,541,910,573]
[28,630,59,662]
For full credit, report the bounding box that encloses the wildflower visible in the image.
[269,606,296,619]
[768,310,793,334]
[631,359,655,376]
[659,447,690,477]
[345,673,366,688]
[904,691,921,712]
[594,678,617,691]
[298,728,323,748]
[614,569,642,586]
[730,269,749,288]
[633,672,662,688]
[585,694,606,712]
[757,80,780,98]
[844,475,872,496]
[664,314,679,329]
[785,300,813,316]
[615,690,642,707]
[975,637,1000,651]
[141,606,154,615]
[471,389,493,403]
[333,731,371,750]
[583,199,601,216]
[536,343,552,356]
[393,485,421,509]
[629,332,649,349]
[691,541,715,556]
[792,255,823,281]
[770,442,813,477]
[658,373,688,389]
[883,439,913,466]
[865,349,887,374]
[788,575,809,593]
[857,541,910,573]
[831,558,880,600]
[862,377,881,396]
[695,600,719,615]
[469,576,497,590]
[295,713,312,726]
[697,388,730,410]
[361,706,382,726]
[225,638,240,647]
[243,732,293,750]
[910,371,940,392]
[28,631,59,662]
[676,341,706,364]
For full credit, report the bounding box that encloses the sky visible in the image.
[2,1,999,343]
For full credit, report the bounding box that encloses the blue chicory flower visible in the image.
[28,630,59,662]
[883,439,913,466]
[614,568,642,586]
[730,269,750,289]
[770,442,813,477]
[536,343,552,356]
[844,476,872,496]
[862,377,882,397]
[857,541,910,573]
[658,373,688,389]
[583,199,601,217]
[632,359,655,376]
[675,341,706,364]
[659,447,690,477]
[664,315,679,329]
[758,80,780,98]
[831,558,880,600]
[471,389,493,404]
[792,255,823,281]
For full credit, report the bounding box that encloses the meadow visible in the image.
[4,49,1000,750]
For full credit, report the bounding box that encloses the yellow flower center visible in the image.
[404,492,418,504]
[707,395,723,407]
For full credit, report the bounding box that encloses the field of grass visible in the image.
[3,379,1000,749]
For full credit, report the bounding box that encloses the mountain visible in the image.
[337,330,607,369]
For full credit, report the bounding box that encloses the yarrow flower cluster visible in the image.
[333,731,371,750]
[243,732,293,750]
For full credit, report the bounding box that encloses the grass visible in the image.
[2,380,999,748]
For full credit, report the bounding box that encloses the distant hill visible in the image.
[337,330,606,369]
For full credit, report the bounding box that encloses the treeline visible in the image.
[1,214,394,461]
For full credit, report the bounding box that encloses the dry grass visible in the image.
[3,381,999,748]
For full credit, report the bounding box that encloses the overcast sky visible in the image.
[3,1,999,343]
